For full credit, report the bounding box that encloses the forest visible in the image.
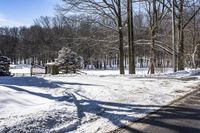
[0,0,199,74]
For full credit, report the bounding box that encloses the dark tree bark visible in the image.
[127,0,135,74]
[177,0,184,70]
[118,0,125,74]
[150,0,157,74]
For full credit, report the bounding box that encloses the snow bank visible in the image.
[165,68,200,77]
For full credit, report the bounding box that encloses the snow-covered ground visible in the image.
[9,64,198,76]
[9,64,31,76]
[0,66,200,132]
[82,68,173,76]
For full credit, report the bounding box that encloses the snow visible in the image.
[165,68,200,77]
[9,64,174,76]
[47,62,58,65]
[82,68,173,76]
[0,65,199,132]
[9,64,31,76]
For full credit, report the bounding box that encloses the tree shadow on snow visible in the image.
[0,77,59,88]
[1,84,154,132]
[1,79,200,133]
[50,81,102,87]
[0,77,100,89]
[2,85,62,100]
[67,92,200,133]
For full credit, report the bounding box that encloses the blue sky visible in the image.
[0,0,60,27]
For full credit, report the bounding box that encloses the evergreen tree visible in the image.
[56,47,81,73]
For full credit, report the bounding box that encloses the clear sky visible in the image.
[0,0,60,27]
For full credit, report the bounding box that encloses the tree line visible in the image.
[0,0,199,74]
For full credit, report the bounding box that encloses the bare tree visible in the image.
[57,0,127,74]
[145,0,169,74]
[174,0,200,70]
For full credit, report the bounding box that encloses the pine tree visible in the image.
[0,56,10,76]
[56,47,81,73]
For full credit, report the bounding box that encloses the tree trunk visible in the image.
[150,0,157,74]
[118,0,125,74]
[127,0,135,74]
[127,0,133,74]
[150,30,155,74]
[124,53,127,68]
[172,0,177,72]
[131,2,135,74]
[177,0,185,70]
[104,55,107,70]
[192,44,200,69]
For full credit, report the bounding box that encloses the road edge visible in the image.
[110,82,200,133]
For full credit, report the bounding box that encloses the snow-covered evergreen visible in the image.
[56,47,82,73]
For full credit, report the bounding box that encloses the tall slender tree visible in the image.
[127,0,135,74]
